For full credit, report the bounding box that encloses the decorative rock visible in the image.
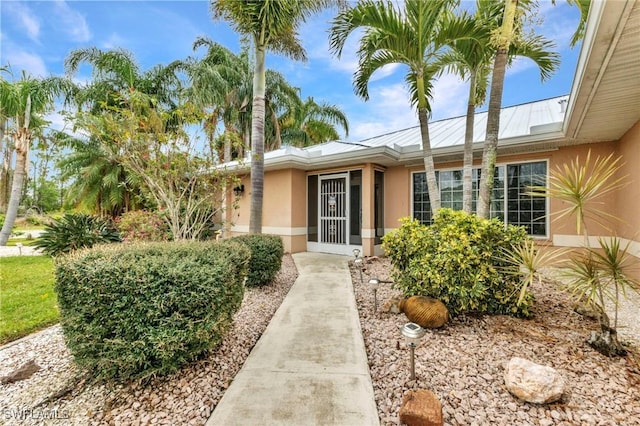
[504,357,565,404]
[0,359,41,384]
[384,296,449,329]
[399,389,443,426]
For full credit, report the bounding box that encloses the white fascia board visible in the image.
[264,145,401,171]
[563,0,632,138]
[397,131,566,163]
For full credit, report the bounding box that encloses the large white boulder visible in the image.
[504,357,565,404]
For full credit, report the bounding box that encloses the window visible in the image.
[412,161,547,236]
[507,162,547,236]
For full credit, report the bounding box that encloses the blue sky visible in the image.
[1,0,582,142]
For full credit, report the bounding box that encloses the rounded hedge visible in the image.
[54,240,249,381]
[383,209,531,317]
[231,234,284,287]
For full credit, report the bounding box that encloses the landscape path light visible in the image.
[401,322,426,380]
[354,257,364,283]
[369,278,380,312]
[16,243,23,256]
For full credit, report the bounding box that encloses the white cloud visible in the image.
[4,2,40,42]
[349,83,418,140]
[429,72,468,120]
[4,50,48,77]
[102,33,128,50]
[53,0,92,43]
[345,72,469,141]
[369,63,402,82]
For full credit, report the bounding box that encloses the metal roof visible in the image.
[249,95,568,171]
[360,95,567,150]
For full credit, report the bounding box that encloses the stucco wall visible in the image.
[544,143,618,239]
[231,169,306,253]
[615,120,640,241]
[384,165,411,231]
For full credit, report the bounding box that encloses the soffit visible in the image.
[565,0,640,143]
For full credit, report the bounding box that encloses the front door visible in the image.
[319,174,348,245]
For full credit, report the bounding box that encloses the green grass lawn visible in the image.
[0,255,58,344]
[6,238,39,247]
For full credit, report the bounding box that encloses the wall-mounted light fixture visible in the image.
[233,184,245,196]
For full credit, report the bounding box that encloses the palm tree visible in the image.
[185,37,250,162]
[330,0,471,214]
[63,48,183,216]
[65,47,181,116]
[263,69,303,151]
[440,1,558,213]
[476,0,519,218]
[476,0,585,217]
[211,0,335,234]
[280,96,349,147]
[58,137,142,217]
[566,0,591,47]
[0,72,62,245]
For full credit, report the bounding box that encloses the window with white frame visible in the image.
[412,161,547,236]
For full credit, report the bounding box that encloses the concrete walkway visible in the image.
[207,252,379,426]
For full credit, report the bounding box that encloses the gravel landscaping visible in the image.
[0,255,297,425]
[3,253,639,425]
[351,256,640,426]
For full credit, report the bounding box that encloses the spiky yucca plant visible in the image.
[529,150,638,357]
[499,239,565,307]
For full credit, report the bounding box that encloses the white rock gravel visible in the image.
[352,256,640,426]
[0,254,298,425]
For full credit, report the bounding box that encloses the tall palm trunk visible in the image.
[478,0,518,218]
[249,46,266,234]
[0,96,31,245]
[418,107,441,213]
[462,71,477,213]
[0,118,11,212]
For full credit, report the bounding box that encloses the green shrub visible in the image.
[383,209,531,317]
[33,213,121,256]
[25,214,49,226]
[54,240,250,381]
[116,210,170,242]
[231,234,284,287]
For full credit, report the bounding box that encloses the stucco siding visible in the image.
[384,166,410,230]
[615,120,640,242]
[291,169,307,229]
[546,143,618,239]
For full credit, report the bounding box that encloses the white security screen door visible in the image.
[319,175,348,245]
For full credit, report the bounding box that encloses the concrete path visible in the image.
[0,245,42,257]
[207,252,379,426]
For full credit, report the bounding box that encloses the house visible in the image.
[225,0,640,262]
